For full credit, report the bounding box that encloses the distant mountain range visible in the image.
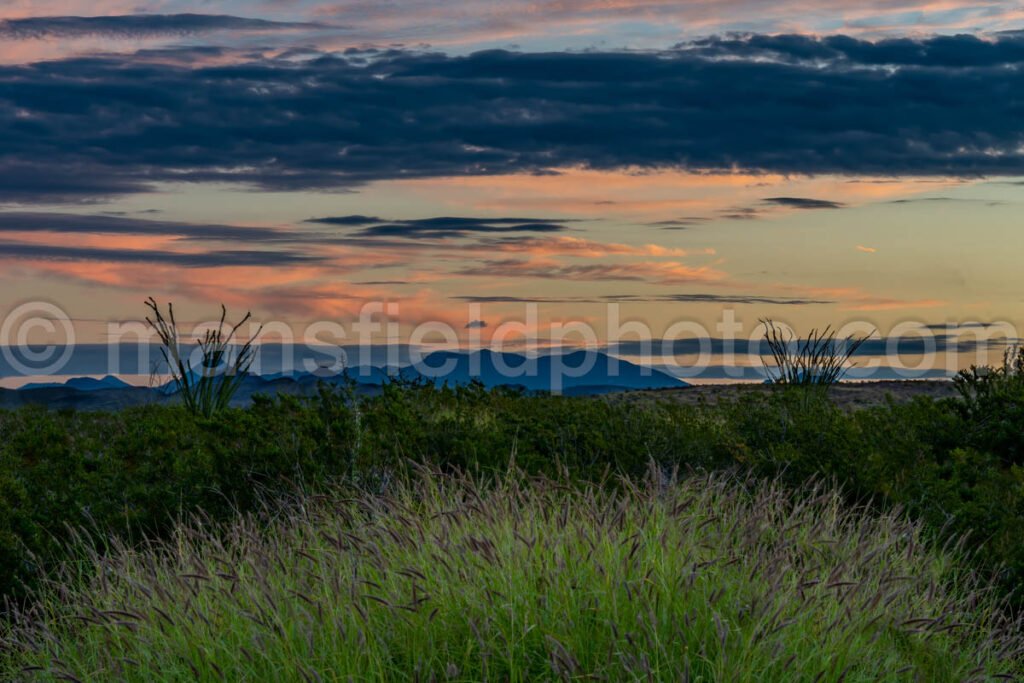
[0,351,687,411]
[19,375,134,392]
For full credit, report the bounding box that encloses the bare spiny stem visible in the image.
[760,319,872,386]
[146,298,261,417]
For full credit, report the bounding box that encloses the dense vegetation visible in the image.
[5,471,1022,681]
[2,376,1024,613]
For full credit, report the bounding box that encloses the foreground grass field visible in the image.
[4,470,1022,681]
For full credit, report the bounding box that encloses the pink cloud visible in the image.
[309,0,1024,48]
[462,235,697,258]
[776,284,947,312]
[2,2,1021,66]
[395,169,963,221]
[457,257,727,284]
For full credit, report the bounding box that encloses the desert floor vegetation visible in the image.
[4,341,1024,680]
[5,469,1021,682]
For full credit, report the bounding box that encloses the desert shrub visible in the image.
[715,388,863,482]
[0,394,365,602]
[4,471,1021,682]
[953,347,1024,466]
[355,380,729,477]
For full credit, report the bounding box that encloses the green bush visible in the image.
[953,347,1024,466]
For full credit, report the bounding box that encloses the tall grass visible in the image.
[761,319,871,386]
[4,470,1021,682]
[145,298,260,418]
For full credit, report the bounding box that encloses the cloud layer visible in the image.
[1,32,1024,203]
[4,2,1021,50]
[309,0,1024,47]
[0,14,327,39]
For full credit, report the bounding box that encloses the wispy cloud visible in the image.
[306,215,575,239]
[309,0,1024,47]
[763,197,844,210]
[455,293,834,305]
[0,14,330,39]
[455,258,725,284]
[776,285,946,312]
[470,236,697,258]
[0,242,321,268]
[0,212,292,242]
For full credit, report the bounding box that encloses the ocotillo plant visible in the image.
[760,319,871,386]
[145,298,260,417]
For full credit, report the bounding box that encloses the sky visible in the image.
[1,1,1023,378]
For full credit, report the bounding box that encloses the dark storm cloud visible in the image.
[0,242,321,268]
[0,163,150,204]
[307,216,574,239]
[0,14,328,39]
[3,32,1024,202]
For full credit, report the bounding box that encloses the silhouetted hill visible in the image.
[3,351,685,410]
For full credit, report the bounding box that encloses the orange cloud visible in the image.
[844,299,946,312]
[776,284,946,312]
[457,256,726,285]
[461,235,695,258]
[391,168,966,221]
[0,232,181,251]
